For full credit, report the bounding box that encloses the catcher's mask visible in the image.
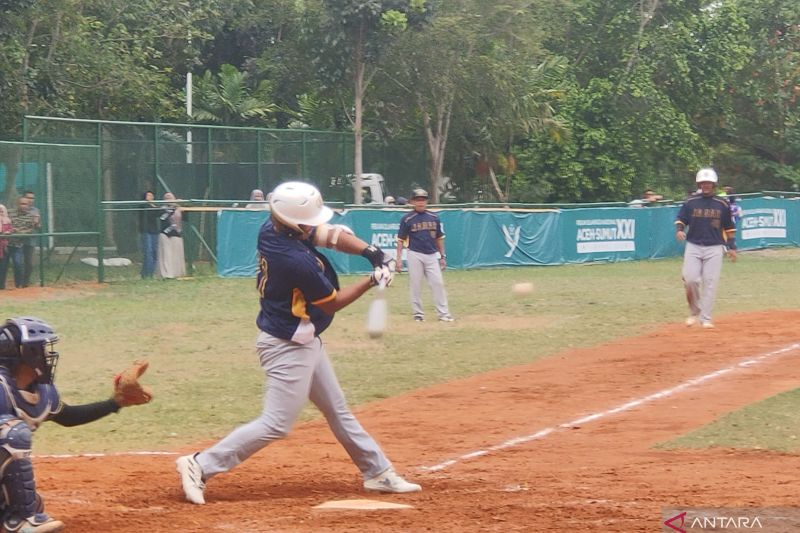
[0,317,59,384]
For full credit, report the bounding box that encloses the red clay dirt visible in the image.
[36,310,800,532]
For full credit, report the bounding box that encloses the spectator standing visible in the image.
[0,204,17,290]
[10,196,39,287]
[138,190,160,279]
[157,192,186,279]
[245,189,269,210]
[395,188,454,322]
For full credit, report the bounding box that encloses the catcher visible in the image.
[0,316,152,533]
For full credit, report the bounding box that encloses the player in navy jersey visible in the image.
[675,168,737,328]
[0,316,151,533]
[395,188,454,322]
[177,182,421,505]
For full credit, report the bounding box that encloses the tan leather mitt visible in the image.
[113,360,153,407]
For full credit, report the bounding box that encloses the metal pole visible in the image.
[257,129,262,189]
[97,124,105,283]
[301,131,307,180]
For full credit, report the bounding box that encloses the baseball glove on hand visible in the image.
[113,360,153,407]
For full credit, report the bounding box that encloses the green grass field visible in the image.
[4,247,799,454]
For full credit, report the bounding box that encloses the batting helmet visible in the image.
[268,182,333,233]
[695,168,718,184]
[0,317,60,384]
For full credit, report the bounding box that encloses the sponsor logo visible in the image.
[370,222,400,249]
[502,224,521,257]
[740,208,787,240]
[575,218,636,253]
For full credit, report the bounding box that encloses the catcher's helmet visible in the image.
[695,168,718,184]
[268,182,333,234]
[0,317,60,384]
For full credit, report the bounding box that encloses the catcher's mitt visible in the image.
[113,360,153,407]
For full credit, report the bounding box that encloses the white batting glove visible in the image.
[369,266,393,288]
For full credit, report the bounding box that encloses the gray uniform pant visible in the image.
[196,332,391,481]
[407,249,451,319]
[682,241,725,322]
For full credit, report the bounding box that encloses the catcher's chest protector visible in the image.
[0,374,60,431]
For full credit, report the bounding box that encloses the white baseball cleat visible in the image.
[685,316,699,327]
[701,321,715,329]
[176,454,206,504]
[364,469,422,493]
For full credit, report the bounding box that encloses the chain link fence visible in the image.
[1,140,103,287]
[12,117,426,285]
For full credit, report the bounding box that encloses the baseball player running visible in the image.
[395,188,454,322]
[177,182,421,505]
[675,168,737,328]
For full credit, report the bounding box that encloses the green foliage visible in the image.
[193,64,278,126]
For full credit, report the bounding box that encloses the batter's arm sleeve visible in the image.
[675,201,691,231]
[722,207,736,249]
[50,399,120,427]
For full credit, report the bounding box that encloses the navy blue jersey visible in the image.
[676,195,736,248]
[255,220,340,343]
[397,210,444,255]
[0,368,62,430]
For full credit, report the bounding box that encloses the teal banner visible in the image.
[216,198,800,277]
[738,198,800,248]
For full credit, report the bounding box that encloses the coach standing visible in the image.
[396,188,454,322]
[675,168,737,328]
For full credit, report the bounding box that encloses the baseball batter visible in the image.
[675,168,737,328]
[0,317,151,533]
[395,188,454,322]
[176,182,421,505]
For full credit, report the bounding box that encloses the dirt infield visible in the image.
[38,310,800,532]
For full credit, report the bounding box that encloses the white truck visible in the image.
[328,173,388,204]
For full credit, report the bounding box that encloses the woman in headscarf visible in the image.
[157,192,186,279]
[245,189,268,210]
[0,203,18,289]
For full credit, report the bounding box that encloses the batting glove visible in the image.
[369,266,393,288]
[361,245,385,268]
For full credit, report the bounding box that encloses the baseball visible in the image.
[511,282,534,296]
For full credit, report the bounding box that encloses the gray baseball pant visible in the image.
[196,331,392,481]
[407,249,451,319]
[682,241,725,322]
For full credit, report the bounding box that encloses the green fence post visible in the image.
[97,124,105,283]
[301,131,307,179]
[257,129,262,189]
[154,124,160,194]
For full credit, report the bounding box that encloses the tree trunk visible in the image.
[419,94,453,203]
[488,167,508,204]
[352,23,366,205]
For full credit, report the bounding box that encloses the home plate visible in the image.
[313,499,413,511]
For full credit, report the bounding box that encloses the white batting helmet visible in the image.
[695,168,718,184]
[269,181,333,233]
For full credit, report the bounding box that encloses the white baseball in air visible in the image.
[511,282,534,297]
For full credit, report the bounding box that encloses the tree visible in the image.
[379,0,566,202]
[314,0,428,203]
[192,64,278,126]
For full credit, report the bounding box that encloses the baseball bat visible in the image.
[366,280,388,338]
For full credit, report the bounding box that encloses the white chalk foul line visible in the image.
[36,451,178,459]
[420,342,800,472]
